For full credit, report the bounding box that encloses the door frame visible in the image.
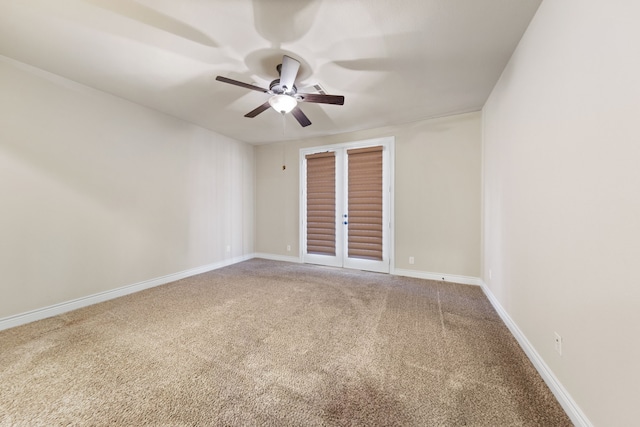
[299,136,395,273]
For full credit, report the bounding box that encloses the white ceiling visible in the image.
[0,0,542,144]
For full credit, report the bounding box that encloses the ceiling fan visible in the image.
[215,55,344,127]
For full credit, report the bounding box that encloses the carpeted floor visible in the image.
[0,259,572,426]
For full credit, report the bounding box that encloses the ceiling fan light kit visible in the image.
[216,55,344,127]
[268,94,297,114]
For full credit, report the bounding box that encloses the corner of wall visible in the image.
[479,281,593,427]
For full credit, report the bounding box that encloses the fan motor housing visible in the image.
[269,79,297,95]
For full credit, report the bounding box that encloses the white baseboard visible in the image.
[251,259,482,286]
[253,253,302,264]
[253,257,484,289]
[479,281,592,427]
[393,268,483,286]
[0,254,253,332]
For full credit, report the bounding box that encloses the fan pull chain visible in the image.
[281,111,286,136]
[282,144,286,171]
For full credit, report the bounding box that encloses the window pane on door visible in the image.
[347,146,383,261]
[306,152,336,256]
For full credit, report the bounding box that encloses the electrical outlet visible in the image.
[489,269,492,280]
[226,245,231,253]
[554,332,562,356]
[409,256,415,265]
[286,245,291,252]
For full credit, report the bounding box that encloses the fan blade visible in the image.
[279,55,300,93]
[291,106,311,127]
[244,101,271,118]
[215,76,268,93]
[297,93,345,105]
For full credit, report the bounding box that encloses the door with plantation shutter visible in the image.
[343,146,386,271]
[301,138,392,273]
[303,151,342,267]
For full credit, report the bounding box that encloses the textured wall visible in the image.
[0,57,254,319]
[255,112,481,277]
[482,1,640,425]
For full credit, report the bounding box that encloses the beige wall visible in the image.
[0,57,254,319]
[482,1,640,425]
[256,112,481,277]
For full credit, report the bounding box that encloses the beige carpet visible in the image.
[0,259,572,426]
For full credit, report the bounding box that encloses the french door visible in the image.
[300,138,393,273]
